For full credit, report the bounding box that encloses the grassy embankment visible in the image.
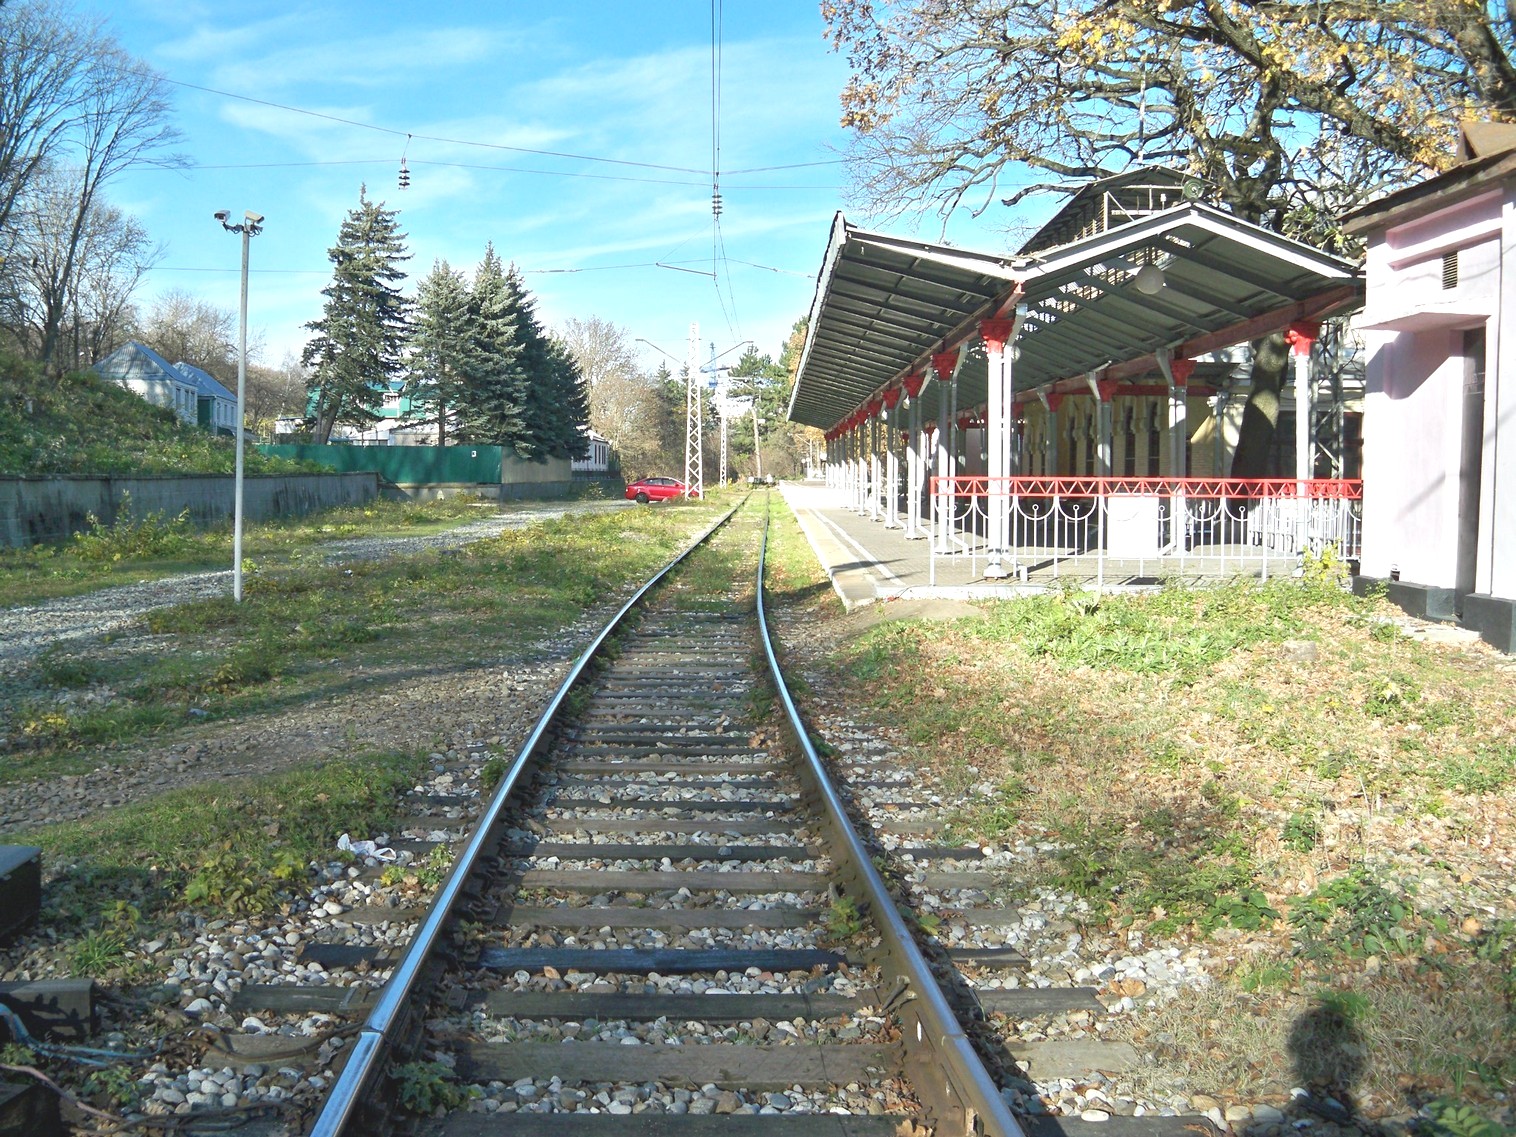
[0,353,360,602]
[762,503,1515,1125]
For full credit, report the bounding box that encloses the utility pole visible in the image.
[712,341,728,487]
[752,405,763,480]
[684,322,703,499]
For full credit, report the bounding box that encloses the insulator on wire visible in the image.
[711,190,723,217]
[398,157,410,190]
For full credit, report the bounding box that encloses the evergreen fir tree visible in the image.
[545,337,591,460]
[499,262,553,460]
[408,259,477,447]
[454,244,526,447]
[302,186,410,443]
[498,262,589,461]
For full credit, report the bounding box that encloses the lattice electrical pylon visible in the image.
[684,322,703,499]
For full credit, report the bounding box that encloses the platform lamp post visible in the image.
[214,209,264,602]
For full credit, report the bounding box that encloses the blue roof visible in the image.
[94,341,192,386]
[174,361,235,402]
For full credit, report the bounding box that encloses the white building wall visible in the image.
[1485,191,1515,597]
[1356,185,1509,595]
[1360,330,1464,586]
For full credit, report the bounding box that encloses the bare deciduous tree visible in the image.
[137,289,237,375]
[0,1,181,368]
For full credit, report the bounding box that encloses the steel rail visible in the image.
[309,501,743,1137]
[755,496,1024,1137]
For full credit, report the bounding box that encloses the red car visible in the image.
[625,476,687,503]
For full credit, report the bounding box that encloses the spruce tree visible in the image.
[408,259,477,447]
[302,186,410,443]
[545,337,591,461]
[454,244,526,448]
[499,262,589,461]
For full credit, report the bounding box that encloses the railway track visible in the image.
[301,496,1019,1136]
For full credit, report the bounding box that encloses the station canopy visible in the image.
[788,202,1363,433]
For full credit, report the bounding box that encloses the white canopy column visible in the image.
[855,421,867,515]
[903,372,926,538]
[1157,350,1196,476]
[868,403,882,520]
[1286,321,1320,550]
[981,307,1026,578]
[883,387,902,528]
[933,348,962,553]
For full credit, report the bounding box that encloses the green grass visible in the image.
[0,494,495,607]
[23,751,424,933]
[2,502,722,777]
[969,580,1329,681]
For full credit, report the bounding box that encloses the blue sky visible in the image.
[103,0,1027,375]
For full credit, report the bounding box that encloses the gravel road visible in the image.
[0,499,631,672]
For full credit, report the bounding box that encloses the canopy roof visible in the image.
[789,204,1362,433]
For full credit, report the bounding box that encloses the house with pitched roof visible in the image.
[93,341,200,426]
[94,342,239,437]
[172,361,238,436]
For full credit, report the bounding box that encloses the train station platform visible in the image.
[779,480,1303,610]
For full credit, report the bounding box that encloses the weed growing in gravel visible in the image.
[414,844,455,890]
[81,1065,142,1110]
[32,646,106,688]
[68,928,126,974]
[1288,867,1419,959]
[479,756,507,793]
[393,1060,465,1113]
[823,894,864,939]
[1423,1099,1516,1137]
[183,844,307,914]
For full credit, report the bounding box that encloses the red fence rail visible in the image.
[930,476,1363,500]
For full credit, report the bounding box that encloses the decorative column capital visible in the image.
[902,372,926,399]
[1169,357,1196,386]
[979,318,1015,354]
[1285,321,1321,357]
[881,386,902,410]
[930,351,958,382]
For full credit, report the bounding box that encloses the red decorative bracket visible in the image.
[1285,321,1320,357]
[1169,357,1196,386]
[902,372,926,399]
[980,318,1015,354]
[881,387,902,410]
[930,351,958,383]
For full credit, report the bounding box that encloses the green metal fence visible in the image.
[259,444,504,484]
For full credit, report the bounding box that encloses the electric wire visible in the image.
[163,76,710,175]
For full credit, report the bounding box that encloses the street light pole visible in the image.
[215,209,264,602]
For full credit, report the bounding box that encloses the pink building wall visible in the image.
[1355,182,1513,623]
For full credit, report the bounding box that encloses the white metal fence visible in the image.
[927,476,1362,587]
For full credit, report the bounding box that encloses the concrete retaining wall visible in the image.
[0,472,380,549]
